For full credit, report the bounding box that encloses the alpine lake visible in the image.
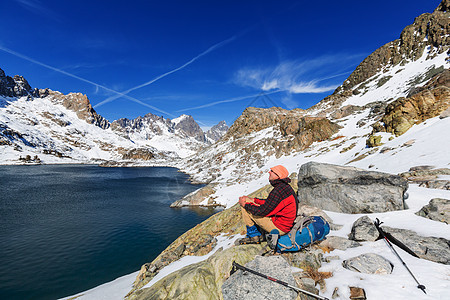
[0,164,220,300]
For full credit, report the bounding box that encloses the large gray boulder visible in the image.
[348,216,379,242]
[222,256,298,300]
[297,162,408,213]
[415,198,449,224]
[382,226,450,264]
[342,253,393,274]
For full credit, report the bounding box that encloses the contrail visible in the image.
[0,45,176,117]
[315,70,353,82]
[94,35,238,109]
[176,90,282,112]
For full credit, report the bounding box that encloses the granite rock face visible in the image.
[297,162,408,213]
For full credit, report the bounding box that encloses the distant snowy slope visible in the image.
[0,68,229,163]
[0,95,133,164]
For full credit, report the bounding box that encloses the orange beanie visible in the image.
[270,165,289,179]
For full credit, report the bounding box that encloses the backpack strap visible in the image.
[277,215,316,251]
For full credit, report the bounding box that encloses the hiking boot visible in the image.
[235,235,265,245]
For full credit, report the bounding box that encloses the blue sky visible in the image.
[0,0,441,128]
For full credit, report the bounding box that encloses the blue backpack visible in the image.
[267,216,330,252]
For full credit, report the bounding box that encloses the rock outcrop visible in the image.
[381,70,450,136]
[130,203,245,292]
[0,68,40,98]
[112,113,172,136]
[43,89,110,129]
[119,148,154,160]
[416,198,450,224]
[382,226,450,264]
[222,108,340,151]
[297,162,408,213]
[400,166,450,190]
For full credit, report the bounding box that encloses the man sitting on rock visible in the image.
[236,165,298,245]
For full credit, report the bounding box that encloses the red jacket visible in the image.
[244,178,298,233]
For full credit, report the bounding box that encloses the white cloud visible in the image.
[289,82,339,93]
[233,55,358,94]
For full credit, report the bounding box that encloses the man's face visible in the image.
[269,170,279,181]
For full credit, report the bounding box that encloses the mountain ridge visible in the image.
[0,74,228,162]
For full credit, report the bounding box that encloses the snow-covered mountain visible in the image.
[205,120,229,144]
[0,73,228,163]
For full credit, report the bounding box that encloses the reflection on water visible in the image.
[0,165,218,300]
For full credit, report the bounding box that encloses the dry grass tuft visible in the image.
[303,266,333,285]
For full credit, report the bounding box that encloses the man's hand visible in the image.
[239,196,247,207]
[239,196,259,207]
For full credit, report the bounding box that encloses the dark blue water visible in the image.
[0,165,218,300]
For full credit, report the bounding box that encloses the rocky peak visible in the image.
[111,112,172,135]
[205,120,229,143]
[0,67,40,98]
[172,114,206,142]
[44,89,110,129]
[336,0,449,94]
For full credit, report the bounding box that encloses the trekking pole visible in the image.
[374,218,426,294]
[231,261,329,300]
